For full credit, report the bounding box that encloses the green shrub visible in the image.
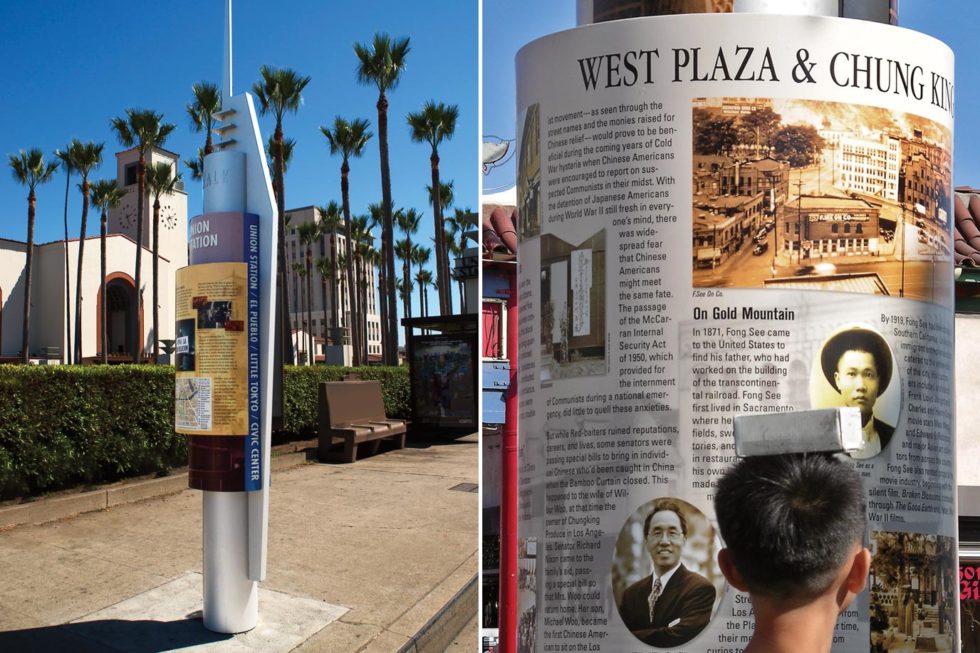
[0,365,184,499]
[0,364,409,499]
[281,365,410,435]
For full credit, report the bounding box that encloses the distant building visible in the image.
[692,193,765,266]
[782,194,881,258]
[0,146,187,360]
[899,135,951,225]
[282,205,382,363]
[832,132,900,201]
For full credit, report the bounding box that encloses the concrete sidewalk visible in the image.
[0,434,478,652]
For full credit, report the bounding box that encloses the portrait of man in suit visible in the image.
[617,499,716,647]
[818,326,895,459]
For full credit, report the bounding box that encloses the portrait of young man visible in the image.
[617,499,716,647]
[816,326,897,459]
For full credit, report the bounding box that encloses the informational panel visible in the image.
[176,210,261,490]
[516,14,955,652]
[175,262,253,435]
[410,335,478,429]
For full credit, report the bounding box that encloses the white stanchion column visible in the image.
[203,491,257,632]
[201,147,255,634]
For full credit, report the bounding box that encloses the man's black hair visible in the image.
[714,454,865,601]
[643,498,688,538]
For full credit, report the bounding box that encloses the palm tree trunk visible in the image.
[329,238,339,340]
[73,180,90,363]
[63,171,72,364]
[341,163,360,366]
[377,243,388,360]
[402,259,411,353]
[320,276,329,350]
[305,248,314,365]
[430,153,450,315]
[274,125,296,366]
[458,278,464,315]
[152,199,161,364]
[22,193,36,364]
[354,254,362,363]
[133,156,145,363]
[101,210,108,365]
[377,94,399,366]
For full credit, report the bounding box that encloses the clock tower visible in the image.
[108,146,189,269]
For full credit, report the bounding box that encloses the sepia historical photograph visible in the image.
[870,532,957,652]
[809,324,901,459]
[539,228,606,382]
[691,98,952,305]
[518,103,542,242]
[612,497,722,648]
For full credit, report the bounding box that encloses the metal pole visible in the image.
[499,268,519,653]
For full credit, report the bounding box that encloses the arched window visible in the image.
[856,223,863,234]
[832,223,839,234]
[844,223,851,233]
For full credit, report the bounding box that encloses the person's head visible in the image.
[820,328,892,424]
[643,499,688,575]
[714,454,869,609]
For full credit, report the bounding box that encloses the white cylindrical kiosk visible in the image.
[516,10,956,652]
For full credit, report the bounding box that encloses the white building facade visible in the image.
[0,146,187,361]
[832,132,901,201]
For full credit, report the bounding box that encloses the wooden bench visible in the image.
[317,380,407,463]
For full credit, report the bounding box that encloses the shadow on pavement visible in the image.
[0,617,232,653]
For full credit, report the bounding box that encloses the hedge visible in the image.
[0,364,409,500]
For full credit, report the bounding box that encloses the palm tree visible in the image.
[321,116,371,366]
[298,221,320,365]
[145,162,181,364]
[367,202,389,358]
[355,33,410,366]
[408,101,458,315]
[445,207,475,314]
[315,256,334,349]
[360,245,381,364]
[350,214,373,364]
[396,276,414,322]
[395,238,415,347]
[414,269,433,319]
[110,108,175,362]
[185,147,206,181]
[316,201,343,343]
[68,141,105,363]
[186,81,222,155]
[9,149,58,363]
[90,180,126,364]
[55,146,76,363]
[395,207,421,347]
[412,246,433,322]
[266,135,296,180]
[291,261,307,363]
[253,65,311,367]
[336,251,350,350]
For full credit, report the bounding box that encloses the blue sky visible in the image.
[0,0,477,320]
[483,1,980,193]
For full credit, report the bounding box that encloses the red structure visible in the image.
[482,204,517,649]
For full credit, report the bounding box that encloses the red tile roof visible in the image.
[482,204,517,258]
[955,189,980,267]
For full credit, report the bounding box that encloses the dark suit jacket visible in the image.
[619,564,716,647]
[874,418,894,453]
